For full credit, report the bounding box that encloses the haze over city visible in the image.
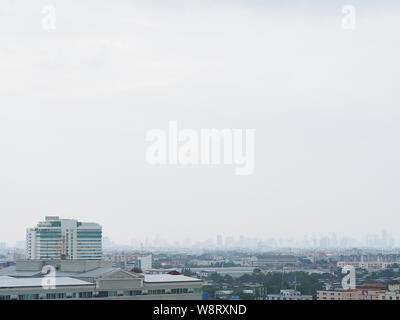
[1,0,400,245]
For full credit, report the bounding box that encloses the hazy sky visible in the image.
[0,0,399,245]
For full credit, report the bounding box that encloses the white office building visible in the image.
[26,216,102,260]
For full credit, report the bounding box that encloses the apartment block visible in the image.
[26,216,102,260]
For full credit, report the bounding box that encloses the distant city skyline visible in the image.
[3,232,396,251]
[109,232,398,249]
[1,231,398,251]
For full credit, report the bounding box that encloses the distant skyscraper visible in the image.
[26,216,102,260]
[217,235,223,247]
[319,236,330,249]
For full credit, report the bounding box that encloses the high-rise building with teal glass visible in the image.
[26,216,102,260]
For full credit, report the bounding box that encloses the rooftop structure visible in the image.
[0,259,203,300]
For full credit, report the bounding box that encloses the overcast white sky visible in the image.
[0,0,399,245]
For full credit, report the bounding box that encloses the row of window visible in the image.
[0,292,91,300]
[0,288,202,300]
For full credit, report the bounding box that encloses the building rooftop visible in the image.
[0,276,93,288]
[0,266,41,277]
[144,274,202,283]
[1,261,202,286]
[55,267,117,278]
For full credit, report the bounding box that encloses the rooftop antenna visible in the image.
[294,264,297,295]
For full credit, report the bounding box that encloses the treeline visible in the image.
[204,270,331,299]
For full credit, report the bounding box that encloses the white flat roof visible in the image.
[144,274,202,283]
[0,276,93,288]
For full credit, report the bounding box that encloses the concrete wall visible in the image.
[97,278,143,290]
[16,259,112,272]
[60,260,112,272]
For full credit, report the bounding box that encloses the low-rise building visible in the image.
[0,259,202,300]
[317,283,386,300]
[254,255,299,268]
[317,289,359,300]
[109,254,153,272]
[145,268,179,275]
[267,289,312,300]
[0,276,95,300]
[337,254,400,270]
